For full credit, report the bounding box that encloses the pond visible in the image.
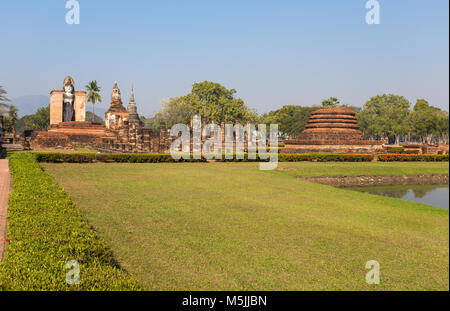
[351,184,449,210]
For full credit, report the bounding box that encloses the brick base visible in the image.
[281,144,385,154]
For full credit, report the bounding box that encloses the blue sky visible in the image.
[0,0,448,116]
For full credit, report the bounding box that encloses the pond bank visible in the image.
[298,174,449,187]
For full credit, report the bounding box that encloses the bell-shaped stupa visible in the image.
[297,107,365,144]
[283,107,383,153]
[108,82,127,113]
[105,82,129,129]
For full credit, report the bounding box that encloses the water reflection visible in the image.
[351,185,449,209]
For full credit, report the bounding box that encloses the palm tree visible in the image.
[85,81,102,121]
[0,84,10,116]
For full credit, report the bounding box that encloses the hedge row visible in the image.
[33,152,207,163]
[377,154,449,162]
[388,147,405,154]
[0,153,141,290]
[215,153,373,162]
[279,153,374,162]
[30,152,449,163]
[32,152,375,163]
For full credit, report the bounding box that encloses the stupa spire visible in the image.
[130,84,135,103]
[127,85,142,126]
[110,81,125,108]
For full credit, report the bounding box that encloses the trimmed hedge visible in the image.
[279,153,374,162]
[32,152,450,163]
[0,153,141,290]
[31,152,376,163]
[389,147,405,154]
[377,154,449,162]
[33,152,207,163]
[218,153,374,162]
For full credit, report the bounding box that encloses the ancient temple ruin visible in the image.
[98,82,169,153]
[283,107,384,153]
[105,82,129,130]
[32,78,170,153]
[30,78,256,154]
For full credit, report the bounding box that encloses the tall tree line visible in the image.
[357,94,449,144]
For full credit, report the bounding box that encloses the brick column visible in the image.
[160,123,167,153]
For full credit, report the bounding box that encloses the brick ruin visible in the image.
[97,82,170,153]
[399,143,449,155]
[30,78,265,154]
[98,121,170,153]
[31,81,171,153]
[25,79,448,155]
[282,107,385,154]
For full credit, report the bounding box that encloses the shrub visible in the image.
[279,153,374,162]
[389,147,405,154]
[31,152,375,163]
[377,154,449,162]
[0,153,141,290]
[32,152,207,163]
[217,153,374,162]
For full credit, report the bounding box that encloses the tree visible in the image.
[3,104,18,131]
[23,106,50,131]
[342,105,362,113]
[260,105,319,138]
[434,111,449,144]
[155,81,257,126]
[187,81,236,123]
[409,100,449,144]
[85,111,104,123]
[0,84,10,116]
[187,81,257,123]
[140,115,158,130]
[85,81,102,118]
[154,97,192,129]
[409,100,434,143]
[6,105,19,142]
[358,94,411,144]
[0,84,18,141]
[321,97,340,108]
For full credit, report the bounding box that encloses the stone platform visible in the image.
[49,121,107,135]
[33,121,108,149]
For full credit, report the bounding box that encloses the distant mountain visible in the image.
[10,95,49,117]
[10,95,108,118]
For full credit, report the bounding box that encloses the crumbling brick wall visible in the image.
[97,122,171,154]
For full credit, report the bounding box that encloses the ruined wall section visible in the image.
[97,122,171,154]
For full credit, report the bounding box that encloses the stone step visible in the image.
[1,144,24,151]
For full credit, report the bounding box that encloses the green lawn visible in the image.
[41,162,449,291]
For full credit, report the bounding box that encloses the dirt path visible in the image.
[0,159,11,261]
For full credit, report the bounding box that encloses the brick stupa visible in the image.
[283,107,383,154]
